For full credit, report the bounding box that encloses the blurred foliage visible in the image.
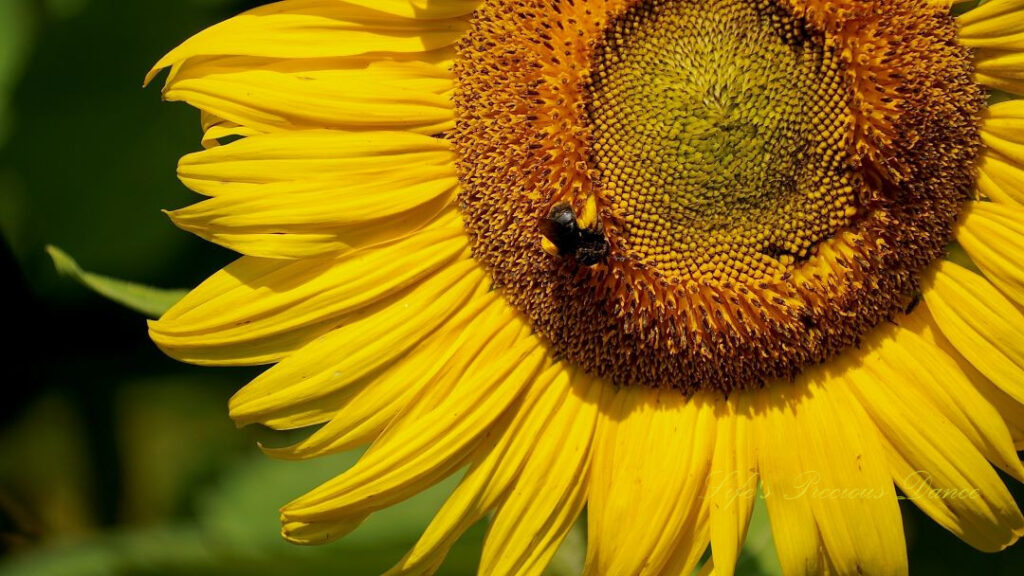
[0,0,241,295]
[0,449,494,576]
[0,0,1022,574]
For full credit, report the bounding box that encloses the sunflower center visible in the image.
[589,0,855,282]
[453,0,983,392]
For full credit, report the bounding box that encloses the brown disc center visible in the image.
[452,0,982,392]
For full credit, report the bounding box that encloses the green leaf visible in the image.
[45,244,186,318]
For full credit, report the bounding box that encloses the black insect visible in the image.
[904,290,922,315]
[539,202,609,266]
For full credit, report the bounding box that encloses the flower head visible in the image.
[149,0,1024,574]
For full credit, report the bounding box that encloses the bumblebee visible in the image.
[904,290,923,314]
[538,202,609,266]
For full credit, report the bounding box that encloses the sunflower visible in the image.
[147,0,1024,573]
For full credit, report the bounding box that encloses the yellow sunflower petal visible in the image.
[199,117,260,149]
[974,114,1024,170]
[900,304,1024,450]
[280,515,365,546]
[977,100,1024,205]
[694,558,716,576]
[811,383,907,576]
[848,331,1024,552]
[178,129,454,196]
[225,259,484,423]
[957,0,1024,47]
[479,371,602,576]
[171,167,455,228]
[585,388,716,576]
[150,223,467,366]
[928,0,976,8]
[924,261,1024,406]
[755,384,823,576]
[279,312,544,548]
[383,450,497,575]
[260,293,510,452]
[980,99,1024,143]
[957,201,1024,307]
[170,177,458,260]
[279,326,547,525]
[194,230,362,260]
[385,363,573,576]
[758,366,907,576]
[958,0,1024,94]
[973,53,1024,96]
[170,163,456,246]
[895,309,1024,481]
[172,52,455,94]
[977,156,1024,205]
[162,57,455,134]
[661,506,711,576]
[980,383,1024,451]
[146,0,473,85]
[707,395,758,576]
[340,0,483,19]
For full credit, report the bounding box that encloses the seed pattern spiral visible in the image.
[452,0,983,392]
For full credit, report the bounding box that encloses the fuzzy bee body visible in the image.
[539,203,609,266]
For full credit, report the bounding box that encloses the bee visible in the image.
[538,202,609,266]
[904,290,922,314]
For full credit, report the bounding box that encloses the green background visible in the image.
[0,0,1022,574]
